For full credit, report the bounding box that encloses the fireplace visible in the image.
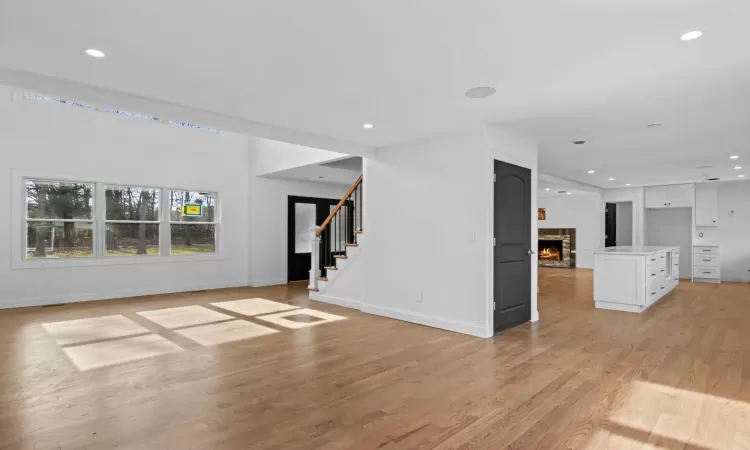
[539,239,563,261]
[538,228,575,268]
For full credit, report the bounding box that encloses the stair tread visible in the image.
[345,243,359,247]
[334,255,348,259]
[355,231,364,235]
[307,287,319,292]
[317,277,328,281]
[324,266,337,270]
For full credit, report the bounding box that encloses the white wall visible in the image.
[694,181,750,282]
[322,126,539,338]
[616,202,633,246]
[0,86,250,308]
[537,193,603,269]
[645,208,693,278]
[247,176,347,286]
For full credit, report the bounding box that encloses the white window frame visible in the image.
[23,179,97,260]
[167,190,219,256]
[12,170,222,270]
[102,185,163,258]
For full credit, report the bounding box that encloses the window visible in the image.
[105,186,160,256]
[25,180,95,258]
[23,92,217,132]
[19,177,219,265]
[169,191,217,254]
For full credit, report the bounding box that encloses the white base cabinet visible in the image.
[693,245,721,283]
[594,246,680,313]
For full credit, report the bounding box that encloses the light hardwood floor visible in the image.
[2,270,750,449]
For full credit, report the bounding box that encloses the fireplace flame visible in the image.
[539,247,561,260]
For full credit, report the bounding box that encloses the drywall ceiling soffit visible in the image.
[319,157,363,172]
[0,67,376,158]
[539,172,602,194]
[264,164,361,186]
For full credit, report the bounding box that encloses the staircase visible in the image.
[307,175,363,295]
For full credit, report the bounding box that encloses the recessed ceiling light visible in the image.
[587,170,595,174]
[739,174,746,178]
[647,124,662,128]
[626,183,632,186]
[545,188,551,191]
[680,31,703,41]
[363,123,374,129]
[465,87,496,99]
[730,155,739,160]
[566,192,571,195]
[85,48,105,58]
[608,178,615,181]
[735,166,743,170]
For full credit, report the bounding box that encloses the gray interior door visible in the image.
[493,160,532,333]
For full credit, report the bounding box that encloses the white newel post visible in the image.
[308,226,321,291]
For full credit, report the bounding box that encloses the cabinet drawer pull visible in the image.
[703,271,712,274]
[661,287,665,290]
[660,269,665,272]
[651,273,656,277]
[702,249,711,252]
[650,258,656,262]
[651,292,656,295]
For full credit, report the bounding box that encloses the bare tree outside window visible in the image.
[105,186,160,256]
[25,180,94,258]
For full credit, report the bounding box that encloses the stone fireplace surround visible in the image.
[538,228,575,268]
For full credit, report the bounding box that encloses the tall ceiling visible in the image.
[1,0,748,187]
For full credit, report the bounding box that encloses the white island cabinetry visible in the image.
[593,246,680,313]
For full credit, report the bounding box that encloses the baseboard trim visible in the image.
[594,301,643,313]
[249,279,288,287]
[360,303,487,338]
[309,292,362,309]
[1,280,250,310]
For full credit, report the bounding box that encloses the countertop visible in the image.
[594,246,678,256]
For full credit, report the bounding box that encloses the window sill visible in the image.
[12,253,225,270]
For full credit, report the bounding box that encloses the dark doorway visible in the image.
[605,202,617,247]
[287,196,340,282]
[493,160,532,334]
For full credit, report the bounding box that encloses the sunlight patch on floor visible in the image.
[42,302,346,371]
[211,298,299,316]
[42,315,150,345]
[137,305,233,329]
[588,380,750,449]
[257,308,346,329]
[174,320,279,346]
[62,334,183,371]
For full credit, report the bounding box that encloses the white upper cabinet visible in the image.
[665,185,693,208]
[644,185,693,208]
[645,189,668,208]
[695,183,719,226]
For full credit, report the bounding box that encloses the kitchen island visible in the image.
[593,246,680,313]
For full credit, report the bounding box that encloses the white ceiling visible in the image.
[1,0,749,187]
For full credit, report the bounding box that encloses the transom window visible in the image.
[23,179,218,261]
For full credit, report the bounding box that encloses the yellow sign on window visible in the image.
[181,204,203,217]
